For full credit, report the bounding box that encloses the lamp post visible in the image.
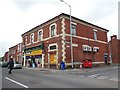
[60,0,74,68]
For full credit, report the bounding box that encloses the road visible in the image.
[2,65,119,88]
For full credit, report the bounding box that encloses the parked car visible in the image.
[0,62,8,67]
[13,61,22,69]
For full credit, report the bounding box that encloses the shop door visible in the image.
[50,53,56,64]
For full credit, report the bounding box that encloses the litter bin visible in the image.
[83,59,92,68]
[60,62,65,70]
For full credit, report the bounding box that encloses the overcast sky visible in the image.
[0,0,119,57]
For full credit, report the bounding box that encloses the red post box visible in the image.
[83,59,92,68]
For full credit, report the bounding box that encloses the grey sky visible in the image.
[0,0,119,57]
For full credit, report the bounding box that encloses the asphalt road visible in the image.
[2,65,119,88]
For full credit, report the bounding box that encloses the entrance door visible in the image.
[50,53,56,64]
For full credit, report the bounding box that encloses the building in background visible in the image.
[9,43,22,63]
[22,13,109,69]
[3,51,9,62]
[109,35,120,64]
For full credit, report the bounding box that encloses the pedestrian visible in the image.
[38,60,41,68]
[8,58,14,74]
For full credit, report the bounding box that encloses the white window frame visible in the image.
[94,31,97,41]
[49,23,57,37]
[48,43,58,52]
[38,29,43,41]
[30,33,34,44]
[71,24,76,36]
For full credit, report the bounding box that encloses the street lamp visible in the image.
[60,0,74,68]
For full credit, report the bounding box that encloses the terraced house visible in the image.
[9,43,22,63]
[22,13,109,69]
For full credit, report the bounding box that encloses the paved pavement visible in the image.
[23,64,119,74]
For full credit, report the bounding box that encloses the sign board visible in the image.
[26,49,42,56]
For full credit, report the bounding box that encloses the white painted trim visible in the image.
[25,33,108,47]
[42,54,44,68]
[93,29,98,32]
[48,43,58,52]
[72,44,78,47]
[71,22,77,25]
[65,34,108,44]
[92,62,104,64]
[61,18,66,62]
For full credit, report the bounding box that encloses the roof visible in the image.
[22,13,109,36]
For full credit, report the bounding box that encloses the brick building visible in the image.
[4,51,9,62]
[22,13,109,68]
[9,43,22,63]
[109,35,120,64]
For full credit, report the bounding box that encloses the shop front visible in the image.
[25,45,44,68]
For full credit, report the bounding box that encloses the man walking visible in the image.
[8,58,14,74]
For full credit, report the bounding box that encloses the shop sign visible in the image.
[26,49,42,56]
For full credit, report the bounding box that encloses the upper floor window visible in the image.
[30,33,34,44]
[94,31,97,41]
[18,44,22,52]
[71,24,76,35]
[25,36,27,45]
[50,23,57,37]
[38,29,43,41]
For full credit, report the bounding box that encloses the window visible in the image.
[48,43,58,52]
[30,33,34,44]
[94,31,97,41]
[25,36,27,45]
[50,45,56,50]
[51,25,55,37]
[50,23,57,37]
[18,44,22,52]
[38,30,43,41]
[71,24,76,35]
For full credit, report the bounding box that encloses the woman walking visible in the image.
[8,58,14,74]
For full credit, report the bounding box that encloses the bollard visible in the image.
[80,64,82,69]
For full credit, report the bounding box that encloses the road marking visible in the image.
[88,73,102,78]
[113,67,119,69]
[79,75,85,77]
[110,78,118,82]
[97,76,108,79]
[88,75,97,78]
[88,70,96,72]
[5,77,29,88]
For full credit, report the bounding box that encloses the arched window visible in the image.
[30,33,34,44]
[38,29,43,41]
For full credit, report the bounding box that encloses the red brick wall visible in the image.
[4,52,9,62]
[22,15,109,67]
[65,18,108,63]
[65,36,108,63]
[109,35,119,63]
[9,45,18,62]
